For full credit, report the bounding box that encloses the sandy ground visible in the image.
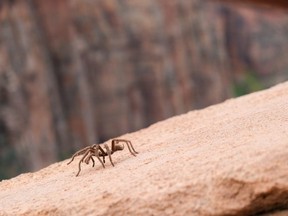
[0,82,288,215]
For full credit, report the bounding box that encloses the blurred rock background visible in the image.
[0,0,288,180]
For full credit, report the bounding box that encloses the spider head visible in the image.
[114,143,124,151]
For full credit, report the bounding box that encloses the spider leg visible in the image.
[84,152,94,164]
[104,143,114,166]
[98,145,106,155]
[76,150,90,177]
[67,146,91,165]
[127,140,139,154]
[111,139,136,156]
[93,145,105,168]
[111,140,117,153]
[119,139,137,156]
[125,142,136,156]
[94,144,107,163]
[97,145,106,163]
[91,156,95,167]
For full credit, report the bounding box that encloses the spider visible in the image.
[67,139,138,176]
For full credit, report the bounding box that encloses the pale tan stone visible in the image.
[0,82,288,215]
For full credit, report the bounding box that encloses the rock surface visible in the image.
[220,0,288,9]
[0,82,288,215]
[2,0,288,179]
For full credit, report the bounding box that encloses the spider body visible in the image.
[67,139,138,176]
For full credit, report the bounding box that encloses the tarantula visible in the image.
[67,139,138,176]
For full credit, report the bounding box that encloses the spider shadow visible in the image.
[74,154,138,177]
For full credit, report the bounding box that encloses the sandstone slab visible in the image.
[0,82,288,215]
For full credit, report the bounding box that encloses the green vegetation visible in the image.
[0,132,23,180]
[233,71,264,97]
[0,147,19,180]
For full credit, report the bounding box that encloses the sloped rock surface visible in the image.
[0,82,288,215]
[2,0,288,179]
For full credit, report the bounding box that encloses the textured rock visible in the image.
[0,82,287,215]
[1,0,288,179]
[220,0,288,9]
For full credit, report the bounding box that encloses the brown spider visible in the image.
[67,139,138,176]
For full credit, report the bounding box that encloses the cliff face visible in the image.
[220,0,288,9]
[0,0,288,179]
